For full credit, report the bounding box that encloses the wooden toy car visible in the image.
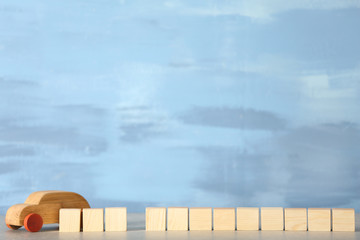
[5,190,90,232]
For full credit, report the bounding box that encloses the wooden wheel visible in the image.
[24,213,43,232]
[6,224,21,230]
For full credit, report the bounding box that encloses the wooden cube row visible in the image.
[59,207,127,232]
[146,207,355,231]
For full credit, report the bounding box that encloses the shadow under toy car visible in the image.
[5,190,90,232]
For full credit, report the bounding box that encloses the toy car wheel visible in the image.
[6,224,21,230]
[24,213,43,232]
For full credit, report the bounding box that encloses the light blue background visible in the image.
[1,0,360,213]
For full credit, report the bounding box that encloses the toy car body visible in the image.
[5,190,90,232]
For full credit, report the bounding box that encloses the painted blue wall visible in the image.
[1,0,360,213]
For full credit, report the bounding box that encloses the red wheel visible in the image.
[24,213,43,232]
[6,224,21,230]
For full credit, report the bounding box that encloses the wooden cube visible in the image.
[237,207,259,231]
[146,207,166,231]
[105,207,127,231]
[332,208,355,232]
[83,208,104,232]
[59,208,81,232]
[308,208,331,231]
[284,208,307,231]
[167,207,188,231]
[213,208,235,231]
[189,207,212,230]
[261,207,284,231]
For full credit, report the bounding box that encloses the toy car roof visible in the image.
[25,190,90,208]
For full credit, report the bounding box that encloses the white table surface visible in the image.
[1,213,359,240]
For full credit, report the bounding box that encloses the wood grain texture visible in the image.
[105,207,127,232]
[59,208,81,232]
[25,191,90,208]
[213,208,235,231]
[146,207,166,231]
[332,208,355,232]
[308,208,331,231]
[261,207,284,231]
[167,207,188,231]
[237,207,259,231]
[5,191,90,226]
[284,208,307,231]
[83,208,104,232]
[189,208,212,231]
